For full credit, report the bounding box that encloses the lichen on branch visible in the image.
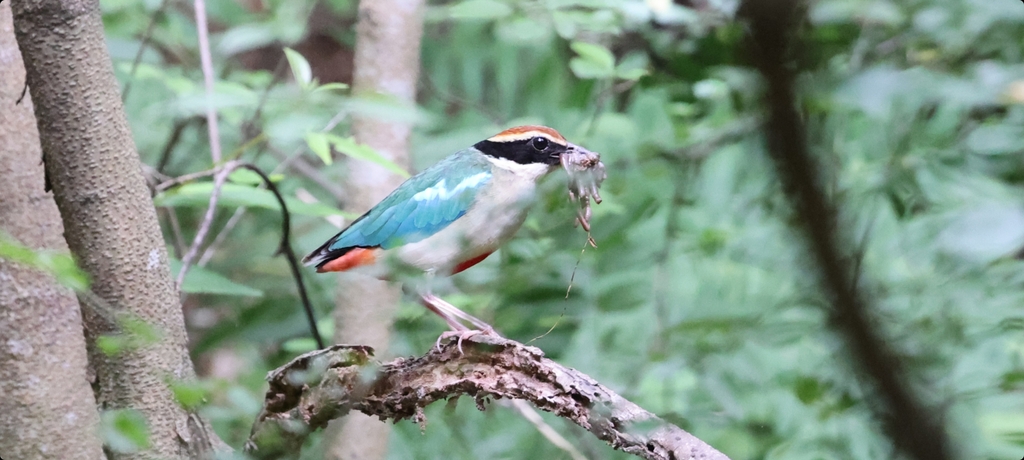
[245,335,730,460]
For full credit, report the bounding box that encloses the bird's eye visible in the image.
[531,136,550,151]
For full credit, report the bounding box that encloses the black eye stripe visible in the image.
[474,138,565,166]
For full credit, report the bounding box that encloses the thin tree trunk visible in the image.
[11,0,223,457]
[0,4,105,459]
[326,0,425,458]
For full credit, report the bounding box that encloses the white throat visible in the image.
[485,156,554,181]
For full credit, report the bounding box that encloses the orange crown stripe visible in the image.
[487,125,566,144]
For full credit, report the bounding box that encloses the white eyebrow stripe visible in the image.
[412,172,491,202]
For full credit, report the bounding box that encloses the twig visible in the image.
[170,161,325,349]
[241,57,288,141]
[267,145,346,203]
[153,166,223,194]
[244,335,730,460]
[234,164,324,350]
[192,140,342,273]
[503,399,588,460]
[741,2,954,460]
[193,0,221,164]
[16,81,27,104]
[672,115,762,160]
[419,73,505,125]
[121,0,167,102]
[176,160,240,288]
[583,79,636,139]
[162,207,187,260]
[156,117,199,174]
[197,207,245,267]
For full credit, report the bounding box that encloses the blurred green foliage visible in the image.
[0,233,90,291]
[86,0,1024,458]
[101,408,152,454]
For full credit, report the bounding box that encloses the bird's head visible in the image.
[473,125,588,174]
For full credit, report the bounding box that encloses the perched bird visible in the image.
[303,125,590,333]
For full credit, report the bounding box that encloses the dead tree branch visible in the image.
[245,335,730,460]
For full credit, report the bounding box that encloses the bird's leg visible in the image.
[418,294,470,332]
[421,293,495,331]
[418,293,499,353]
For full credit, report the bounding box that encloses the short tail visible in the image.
[302,240,379,273]
[303,210,376,271]
[301,238,336,268]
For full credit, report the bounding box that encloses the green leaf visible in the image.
[939,204,1024,264]
[96,335,129,356]
[154,182,353,218]
[101,409,151,454]
[615,53,649,81]
[325,134,410,177]
[282,337,320,353]
[228,168,283,185]
[312,82,349,94]
[0,233,90,291]
[570,58,614,79]
[121,316,162,345]
[616,67,648,80]
[217,23,277,55]
[965,124,1024,156]
[570,41,615,72]
[169,259,264,297]
[446,0,512,20]
[97,315,163,356]
[306,132,333,166]
[169,380,209,410]
[283,47,312,87]
[285,318,335,351]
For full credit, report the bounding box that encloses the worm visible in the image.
[560,146,607,233]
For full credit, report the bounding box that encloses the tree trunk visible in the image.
[11,0,223,457]
[0,4,105,459]
[326,0,425,458]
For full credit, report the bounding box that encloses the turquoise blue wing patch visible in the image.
[324,150,493,252]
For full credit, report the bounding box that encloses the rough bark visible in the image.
[327,0,425,458]
[245,335,731,460]
[11,0,223,457]
[0,4,105,459]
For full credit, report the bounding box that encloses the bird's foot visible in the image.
[435,327,498,354]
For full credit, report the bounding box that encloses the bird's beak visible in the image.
[566,142,587,154]
[560,143,599,165]
[555,142,589,162]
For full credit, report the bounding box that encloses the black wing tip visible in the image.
[300,251,320,267]
[302,237,341,268]
[303,242,379,271]
[303,209,375,268]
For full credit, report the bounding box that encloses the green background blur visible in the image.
[94,0,1024,458]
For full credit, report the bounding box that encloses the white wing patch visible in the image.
[413,172,490,202]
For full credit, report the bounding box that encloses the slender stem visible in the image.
[197,207,245,267]
[176,161,239,287]
[193,0,221,164]
[170,160,324,349]
[236,164,325,349]
[121,0,166,102]
[153,166,222,194]
[504,400,588,460]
